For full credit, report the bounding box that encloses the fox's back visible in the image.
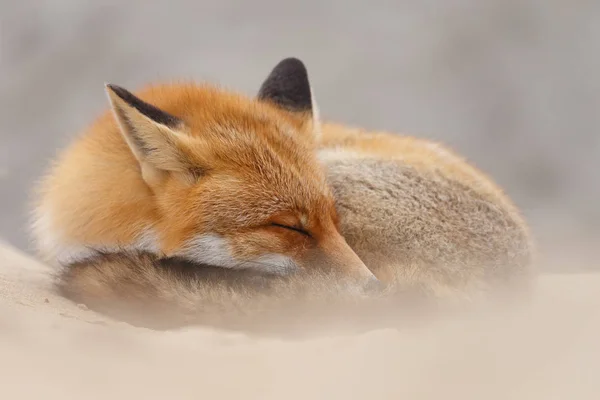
[318,123,534,297]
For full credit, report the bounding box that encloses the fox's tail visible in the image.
[56,251,417,335]
[56,251,529,335]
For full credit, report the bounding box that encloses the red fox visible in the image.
[31,58,533,328]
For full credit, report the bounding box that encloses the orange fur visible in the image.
[32,66,376,283]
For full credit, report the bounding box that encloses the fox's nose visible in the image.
[363,275,385,293]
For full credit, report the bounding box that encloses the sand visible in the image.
[1,240,599,399]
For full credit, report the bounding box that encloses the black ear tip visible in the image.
[257,57,313,112]
[272,57,308,76]
[105,83,131,100]
[104,83,181,127]
[276,57,306,67]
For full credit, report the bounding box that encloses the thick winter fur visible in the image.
[57,250,419,335]
[32,58,374,284]
[318,124,535,299]
[32,58,534,330]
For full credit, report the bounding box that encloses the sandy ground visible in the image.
[1,241,599,400]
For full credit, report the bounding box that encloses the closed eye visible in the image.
[270,223,311,237]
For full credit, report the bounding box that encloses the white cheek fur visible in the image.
[32,208,297,274]
[177,233,298,275]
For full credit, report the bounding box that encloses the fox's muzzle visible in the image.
[307,233,379,288]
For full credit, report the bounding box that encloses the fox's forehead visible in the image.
[150,85,297,139]
[209,162,332,207]
[190,108,305,152]
[118,82,333,220]
[169,95,334,224]
[130,83,313,156]
[178,100,323,183]
[195,162,335,228]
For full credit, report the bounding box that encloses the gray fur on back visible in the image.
[324,158,533,297]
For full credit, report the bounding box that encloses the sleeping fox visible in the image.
[31,58,534,328]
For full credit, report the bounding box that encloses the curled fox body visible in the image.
[31,58,533,328]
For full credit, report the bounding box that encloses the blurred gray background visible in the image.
[1,0,598,270]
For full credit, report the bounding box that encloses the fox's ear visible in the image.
[257,57,321,141]
[105,84,204,185]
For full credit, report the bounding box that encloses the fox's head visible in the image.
[105,58,377,286]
